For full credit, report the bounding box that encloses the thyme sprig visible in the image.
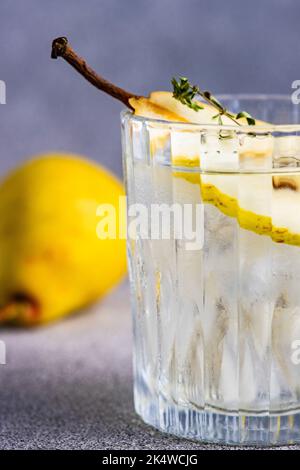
[171,77,256,127]
[171,77,203,112]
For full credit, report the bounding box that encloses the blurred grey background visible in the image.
[0,0,299,177]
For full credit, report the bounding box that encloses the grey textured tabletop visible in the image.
[0,281,297,451]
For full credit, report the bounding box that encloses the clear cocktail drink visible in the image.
[122,96,300,445]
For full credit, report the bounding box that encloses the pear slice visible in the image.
[200,173,300,246]
[130,95,187,122]
[149,91,245,125]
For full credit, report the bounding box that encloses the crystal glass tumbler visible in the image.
[121,95,300,446]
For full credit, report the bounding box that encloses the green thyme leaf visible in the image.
[171,77,203,112]
[236,111,256,126]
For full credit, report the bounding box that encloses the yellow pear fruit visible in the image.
[0,153,127,326]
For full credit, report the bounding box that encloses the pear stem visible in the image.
[0,299,39,325]
[51,37,140,109]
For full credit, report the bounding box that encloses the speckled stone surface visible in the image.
[0,281,297,450]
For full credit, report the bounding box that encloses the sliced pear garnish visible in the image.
[149,91,233,125]
[131,91,270,127]
[129,95,187,123]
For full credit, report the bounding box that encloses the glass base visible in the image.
[135,383,300,446]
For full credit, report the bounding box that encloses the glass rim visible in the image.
[121,93,300,133]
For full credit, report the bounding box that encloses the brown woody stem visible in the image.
[51,37,140,109]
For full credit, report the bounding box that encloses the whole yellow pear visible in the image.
[0,153,127,326]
